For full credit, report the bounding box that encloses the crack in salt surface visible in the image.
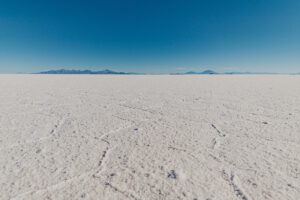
[221,170,250,200]
[119,104,157,114]
[112,115,137,124]
[97,117,152,143]
[211,124,226,137]
[168,146,187,152]
[92,146,113,178]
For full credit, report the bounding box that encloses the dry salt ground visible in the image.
[0,75,299,200]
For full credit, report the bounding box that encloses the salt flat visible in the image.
[0,75,299,200]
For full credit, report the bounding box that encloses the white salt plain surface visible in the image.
[0,75,299,200]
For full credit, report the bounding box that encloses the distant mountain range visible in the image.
[185,70,217,74]
[171,70,279,75]
[36,69,298,75]
[37,69,137,74]
[170,70,217,75]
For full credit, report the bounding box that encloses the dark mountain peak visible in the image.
[181,69,218,75]
[199,70,217,74]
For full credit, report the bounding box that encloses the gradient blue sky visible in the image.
[0,0,299,73]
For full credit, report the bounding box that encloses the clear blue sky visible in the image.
[0,0,299,73]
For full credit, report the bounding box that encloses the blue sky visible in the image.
[0,0,299,73]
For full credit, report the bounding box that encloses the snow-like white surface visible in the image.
[0,75,299,200]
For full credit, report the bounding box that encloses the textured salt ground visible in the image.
[0,75,299,200]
